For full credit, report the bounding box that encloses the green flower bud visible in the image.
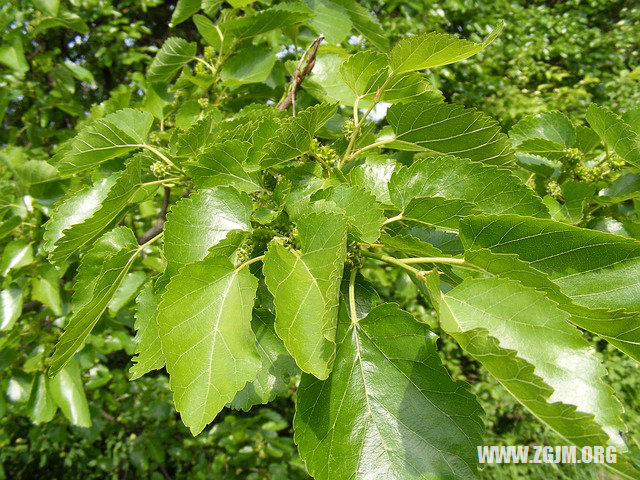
[546,180,562,199]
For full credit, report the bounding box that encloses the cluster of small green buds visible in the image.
[198,97,209,108]
[251,189,272,207]
[583,164,612,183]
[204,46,215,63]
[288,226,300,250]
[346,245,364,270]
[194,62,207,76]
[310,138,337,165]
[525,174,536,192]
[545,180,562,199]
[342,119,355,138]
[235,238,254,265]
[609,154,625,169]
[149,132,161,143]
[562,147,584,166]
[150,160,172,178]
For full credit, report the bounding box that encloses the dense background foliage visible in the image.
[1,1,639,479]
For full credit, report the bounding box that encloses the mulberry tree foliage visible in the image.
[2,1,640,479]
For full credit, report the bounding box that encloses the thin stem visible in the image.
[235,255,265,273]
[357,242,384,248]
[360,251,424,278]
[400,256,466,265]
[138,230,164,249]
[143,144,181,172]
[310,151,333,174]
[142,177,181,187]
[338,76,394,170]
[215,25,224,62]
[360,250,481,279]
[348,268,358,324]
[193,56,217,76]
[352,96,360,127]
[383,214,403,225]
[349,137,396,161]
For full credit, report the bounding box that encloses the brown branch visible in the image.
[137,187,171,245]
[22,300,42,314]
[277,35,324,113]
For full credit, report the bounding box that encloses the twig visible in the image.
[137,187,171,245]
[277,35,324,113]
[22,300,42,313]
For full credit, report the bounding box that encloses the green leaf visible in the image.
[142,83,173,121]
[597,173,640,203]
[340,50,388,98]
[32,0,60,16]
[622,106,640,136]
[440,277,626,449]
[308,50,441,108]
[460,214,640,313]
[220,3,315,40]
[56,108,154,174]
[258,103,337,169]
[387,102,515,165]
[32,264,63,315]
[170,0,201,27]
[27,373,57,424]
[130,282,164,380]
[464,248,640,362]
[300,47,355,105]
[330,0,388,51]
[586,104,640,168]
[187,140,261,192]
[49,227,141,377]
[380,231,444,258]
[193,14,223,50]
[263,211,347,379]
[544,181,595,224]
[32,11,89,35]
[305,0,352,44]
[1,240,34,275]
[510,111,576,148]
[63,60,95,86]
[0,36,28,74]
[402,196,478,229]
[575,125,601,154]
[172,114,217,158]
[43,176,115,258]
[231,310,298,411]
[46,156,149,265]
[377,72,443,105]
[226,0,250,8]
[347,156,396,205]
[295,302,484,479]
[175,100,201,129]
[202,0,223,14]
[389,155,548,217]
[163,187,252,278]
[107,271,146,316]
[147,37,197,84]
[220,45,277,86]
[518,138,567,162]
[0,215,20,241]
[158,256,260,435]
[49,358,92,428]
[0,285,22,332]
[312,185,385,243]
[389,22,503,74]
